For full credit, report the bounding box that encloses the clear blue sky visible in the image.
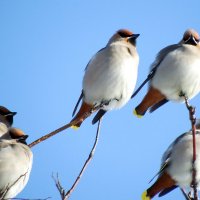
[1,1,200,199]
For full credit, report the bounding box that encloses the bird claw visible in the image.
[94,98,120,110]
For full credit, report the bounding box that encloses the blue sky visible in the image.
[1,0,200,199]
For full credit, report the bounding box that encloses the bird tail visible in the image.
[134,86,166,117]
[70,102,93,129]
[142,172,176,200]
[141,191,151,200]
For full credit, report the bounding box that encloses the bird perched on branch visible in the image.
[71,29,140,128]
[0,106,17,137]
[142,120,200,200]
[0,127,33,199]
[132,29,200,117]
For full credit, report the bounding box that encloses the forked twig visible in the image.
[53,119,102,200]
[184,96,198,200]
[52,174,65,200]
[28,105,102,148]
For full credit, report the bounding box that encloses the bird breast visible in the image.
[83,44,139,110]
[151,45,200,101]
[166,133,200,188]
[0,140,33,198]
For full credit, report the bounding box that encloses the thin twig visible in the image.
[66,119,101,198]
[28,105,102,148]
[52,174,65,200]
[180,188,192,200]
[0,172,28,200]
[184,96,198,200]
[53,119,102,200]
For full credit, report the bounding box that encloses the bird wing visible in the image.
[148,158,170,183]
[72,91,84,117]
[92,109,107,125]
[150,44,181,71]
[149,99,169,113]
[72,48,106,117]
[131,44,181,99]
[158,185,178,197]
[149,131,187,183]
[85,48,105,71]
[161,131,190,163]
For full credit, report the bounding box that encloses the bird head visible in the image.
[108,29,140,46]
[181,29,200,46]
[0,106,17,126]
[9,127,29,145]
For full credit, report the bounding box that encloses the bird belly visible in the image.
[152,48,200,101]
[83,51,138,110]
[0,143,33,198]
[167,134,200,188]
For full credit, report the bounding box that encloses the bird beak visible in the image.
[11,112,17,116]
[185,34,199,45]
[18,135,29,145]
[131,34,140,39]
[128,34,140,45]
[4,112,17,117]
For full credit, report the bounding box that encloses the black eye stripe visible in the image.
[183,34,200,42]
[118,32,131,38]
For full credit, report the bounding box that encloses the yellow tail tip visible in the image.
[141,191,150,200]
[133,109,143,118]
[71,125,79,130]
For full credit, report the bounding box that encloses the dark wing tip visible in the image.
[72,91,84,117]
[158,186,178,197]
[149,99,169,113]
[92,109,107,125]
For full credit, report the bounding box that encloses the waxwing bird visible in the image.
[132,29,200,117]
[0,106,17,137]
[0,127,33,199]
[0,106,16,127]
[71,29,140,128]
[142,120,200,200]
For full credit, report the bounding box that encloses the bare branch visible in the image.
[184,96,198,200]
[28,105,102,148]
[180,188,192,200]
[53,119,102,200]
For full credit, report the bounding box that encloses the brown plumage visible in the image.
[71,29,139,128]
[133,29,200,118]
[145,172,176,199]
[71,101,94,128]
[134,86,166,116]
